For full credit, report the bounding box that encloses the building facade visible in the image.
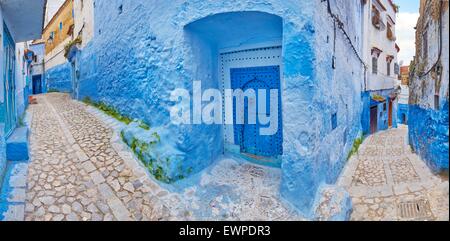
[397,65,409,124]
[0,0,46,198]
[43,0,74,93]
[29,40,46,95]
[361,0,400,135]
[409,0,449,172]
[44,0,94,97]
[47,0,373,219]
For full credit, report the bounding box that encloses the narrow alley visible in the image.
[1,93,447,221]
[339,126,449,221]
[2,93,302,221]
[1,0,448,224]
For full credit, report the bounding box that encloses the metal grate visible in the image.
[397,199,434,220]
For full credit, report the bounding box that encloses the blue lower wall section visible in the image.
[361,89,397,135]
[398,104,409,125]
[361,91,371,135]
[409,101,449,172]
[59,0,363,219]
[0,124,6,187]
[46,63,72,93]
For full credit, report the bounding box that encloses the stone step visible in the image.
[6,127,30,162]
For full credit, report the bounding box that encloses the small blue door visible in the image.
[231,66,283,157]
[2,23,16,137]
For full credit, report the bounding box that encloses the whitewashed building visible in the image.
[361,0,401,135]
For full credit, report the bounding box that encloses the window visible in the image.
[422,30,428,59]
[434,95,440,110]
[386,16,396,41]
[371,47,382,75]
[394,63,400,75]
[372,6,381,29]
[372,56,378,74]
[387,61,391,76]
[383,102,387,111]
[60,22,63,31]
[331,113,338,130]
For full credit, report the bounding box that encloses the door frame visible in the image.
[219,44,284,167]
[388,99,393,127]
[370,106,378,134]
[3,22,17,138]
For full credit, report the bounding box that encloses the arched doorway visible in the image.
[184,11,284,166]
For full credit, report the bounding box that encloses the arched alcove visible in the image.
[184,11,284,167]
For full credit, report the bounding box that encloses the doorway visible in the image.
[370,106,378,134]
[2,23,17,137]
[32,75,42,94]
[71,62,79,99]
[388,99,393,127]
[185,11,284,166]
[230,65,283,157]
[220,46,283,165]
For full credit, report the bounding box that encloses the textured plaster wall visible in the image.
[409,1,449,172]
[409,101,449,172]
[280,0,364,216]
[0,124,5,188]
[0,6,3,180]
[73,0,95,48]
[70,0,364,218]
[15,42,29,118]
[0,5,4,104]
[46,62,72,93]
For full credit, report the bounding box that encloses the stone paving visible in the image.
[2,93,447,221]
[338,125,449,221]
[7,93,300,221]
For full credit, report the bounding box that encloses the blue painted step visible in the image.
[0,161,28,221]
[6,127,30,162]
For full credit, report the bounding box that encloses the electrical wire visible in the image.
[325,0,368,70]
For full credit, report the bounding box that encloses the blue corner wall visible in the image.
[68,0,362,219]
[361,91,371,135]
[46,62,72,93]
[409,101,449,172]
[0,124,6,187]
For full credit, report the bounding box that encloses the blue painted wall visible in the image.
[409,101,449,172]
[71,0,363,218]
[46,62,72,93]
[361,88,397,135]
[361,91,371,135]
[0,124,6,187]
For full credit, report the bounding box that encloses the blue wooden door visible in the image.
[3,23,16,137]
[231,66,283,157]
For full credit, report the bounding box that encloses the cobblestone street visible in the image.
[24,94,167,221]
[2,93,300,221]
[1,93,447,221]
[339,126,449,221]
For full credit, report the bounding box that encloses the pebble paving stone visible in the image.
[339,125,449,221]
[5,93,446,221]
[22,93,303,221]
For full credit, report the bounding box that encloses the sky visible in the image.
[395,0,420,66]
[45,0,66,25]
